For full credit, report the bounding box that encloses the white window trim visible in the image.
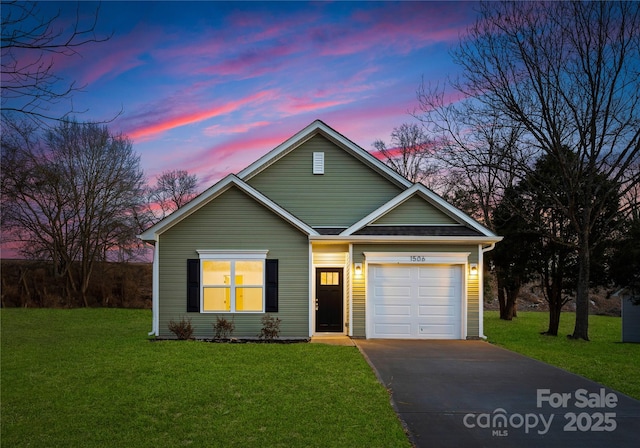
[198,250,269,313]
[197,249,269,259]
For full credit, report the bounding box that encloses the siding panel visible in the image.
[247,135,404,227]
[159,186,309,338]
[373,195,459,225]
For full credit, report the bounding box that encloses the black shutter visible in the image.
[265,259,278,312]
[187,259,200,312]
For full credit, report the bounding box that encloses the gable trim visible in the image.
[138,174,318,241]
[237,120,412,188]
[341,184,498,238]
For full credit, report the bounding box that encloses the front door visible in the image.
[315,268,343,332]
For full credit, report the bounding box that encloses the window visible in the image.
[320,271,339,285]
[198,250,268,313]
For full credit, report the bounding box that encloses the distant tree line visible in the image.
[1,2,199,307]
[0,118,199,306]
[374,1,640,341]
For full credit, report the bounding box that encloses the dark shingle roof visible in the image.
[353,225,484,237]
[314,227,347,235]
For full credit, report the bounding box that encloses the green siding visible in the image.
[351,244,480,338]
[158,186,309,339]
[373,195,459,225]
[247,134,404,227]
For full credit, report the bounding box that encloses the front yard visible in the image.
[484,311,640,400]
[4,308,636,447]
[1,309,410,448]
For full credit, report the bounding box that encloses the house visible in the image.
[139,120,502,340]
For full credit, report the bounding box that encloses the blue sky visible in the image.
[17,1,479,186]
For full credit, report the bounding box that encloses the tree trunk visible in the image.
[544,299,562,336]
[571,235,591,340]
[497,277,507,318]
[503,286,519,320]
[497,273,520,320]
[542,274,563,336]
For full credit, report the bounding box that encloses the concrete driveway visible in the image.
[356,340,640,448]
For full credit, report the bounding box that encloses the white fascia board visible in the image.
[238,120,412,188]
[310,235,503,244]
[340,184,499,238]
[138,174,317,241]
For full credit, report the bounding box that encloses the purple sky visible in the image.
[25,1,479,187]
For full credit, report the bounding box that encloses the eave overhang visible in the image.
[309,235,503,244]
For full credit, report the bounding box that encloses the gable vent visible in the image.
[313,152,325,175]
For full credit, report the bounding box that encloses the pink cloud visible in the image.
[278,97,352,115]
[203,121,270,137]
[126,90,276,141]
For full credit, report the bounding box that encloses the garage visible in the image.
[367,264,463,339]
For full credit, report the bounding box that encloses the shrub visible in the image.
[168,316,194,340]
[213,316,235,339]
[258,314,281,340]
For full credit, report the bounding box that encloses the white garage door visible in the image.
[368,264,462,339]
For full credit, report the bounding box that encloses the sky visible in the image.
[11,0,480,188]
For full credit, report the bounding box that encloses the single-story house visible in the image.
[139,120,502,340]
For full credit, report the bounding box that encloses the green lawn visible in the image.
[1,309,410,448]
[484,311,640,400]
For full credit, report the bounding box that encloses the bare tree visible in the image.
[148,169,199,222]
[427,1,639,340]
[1,1,110,125]
[416,83,527,229]
[372,123,441,188]
[1,119,146,306]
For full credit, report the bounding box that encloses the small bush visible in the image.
[213,316,235,339]
[168,316,194,340]
[258,314,281,340]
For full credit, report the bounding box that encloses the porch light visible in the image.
[469,263,478,276]
[354,263,363,277]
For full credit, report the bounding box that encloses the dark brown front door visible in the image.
[315,268,343,332]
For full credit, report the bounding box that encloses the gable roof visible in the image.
[138,120,501,245]
[237,119,412,189]
[340,184,498,238]
[138,174,318,242]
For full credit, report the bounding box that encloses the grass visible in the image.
[1,309,410,448]
[484,311,640,400]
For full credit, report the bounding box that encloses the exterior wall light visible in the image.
[354,263,363,277]
[469,263,478,276]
